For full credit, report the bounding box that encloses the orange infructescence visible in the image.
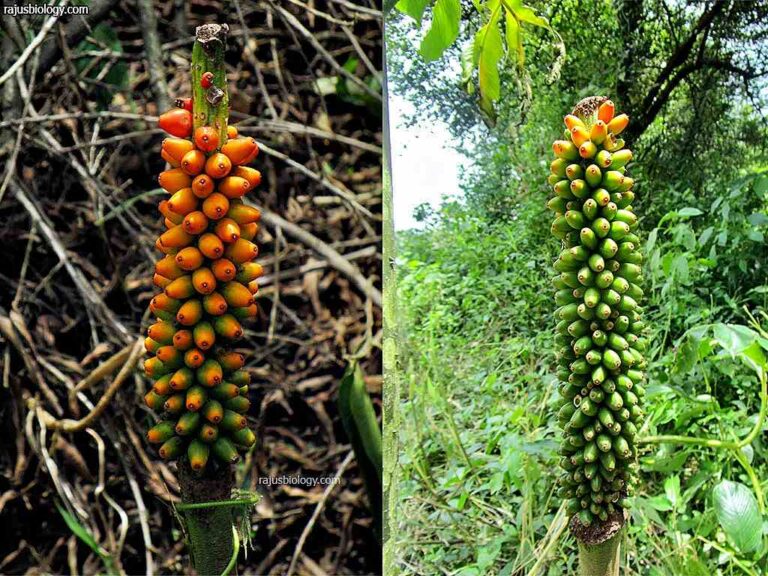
[145,107,262,472]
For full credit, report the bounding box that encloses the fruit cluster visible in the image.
[547,98,646,527]
[143,100,262,472]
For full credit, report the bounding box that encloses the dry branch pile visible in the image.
[0,1,382,574]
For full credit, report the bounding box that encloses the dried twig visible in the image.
[257,206,382,307]
[36,336,144,433]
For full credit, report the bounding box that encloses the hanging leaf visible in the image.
[475,3,503,121]
[419,0,462,62]
[713,480,763,554]
[395,0,432,26]
[504,11,524,69]
[505,0,549,28]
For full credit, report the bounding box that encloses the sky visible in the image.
[388,93,467,230]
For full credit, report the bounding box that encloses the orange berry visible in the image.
[183,211,209,235]
[186,387,208,412]
[598,100,615,124]
[173,329,194,351]
[181,149,206,176]
[213,314,243,340]
[224,238,259,264]
[145,337,161,354]
[226,203,260,225]
[163,394,185,415]
[240,222,258,241]
[221,137,258,165]
[227,125,238,139]
[218,176,250,199]
[233,166,261,189]
[157,200,184,224]
[192,268,217,295]
[159,168,192,193]
[232,303,259,320]
[161,148,180,168]
[160,225,194,249]
[148,321,175,343]
[196,359,223,387]
[205,152,232,179]
[144,390,167,411]
[192,174,215,198]
[202,400,224,424]
[222,281,253,308]
[212,259,237,282]
[193,322,215,351]
[184,348,205,369]
[194,126,219,153]
[217,350,244,372]
[164,275,195,299]
[152,375,173,396]
[169,368,195,391]
[203,292,228,316]
[198,233,224,259]
[151,293,181,315]
[607,113,629,135]
[202,192,230,221]
[167,187,198,215]
[177,299,203,326]
[153,273,171,289]
[159,109,193,138]
[175,246,204,271]
[235,262,263,283]
[162,138,195,165]
[570,126,590,147]
[215,218,241,243]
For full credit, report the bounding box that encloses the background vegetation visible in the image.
[0,1,381,574]
[389,0,768,574]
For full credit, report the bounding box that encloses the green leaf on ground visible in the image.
[713,480,762,554]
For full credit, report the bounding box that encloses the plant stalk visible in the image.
[178,461,235,575]
[191,23,229,145]
[578,531,622,576]
[177,23,235,576]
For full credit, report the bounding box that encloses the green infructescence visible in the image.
[548,97,645,530]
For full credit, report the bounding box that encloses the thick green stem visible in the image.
[578,531,622,576]
[571,510,626,576]
[178,461,235,576]
[191,23,229,146]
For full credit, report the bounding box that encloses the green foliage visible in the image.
[390,1,768,572]
[713,480,762,555]
[74,24,129,109]
[394,167,768,572]
[394,0,563,122]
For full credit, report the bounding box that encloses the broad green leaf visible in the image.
[679,207,703,217]
[419,0,461,62]
[712,324,758,358]
[460,40,475,87]
[713,480,762,554]
[396,0,431,26]
[664,475,681,509]
[504,11,524,68]
[476,8,503,102]
[506,0,549,28]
